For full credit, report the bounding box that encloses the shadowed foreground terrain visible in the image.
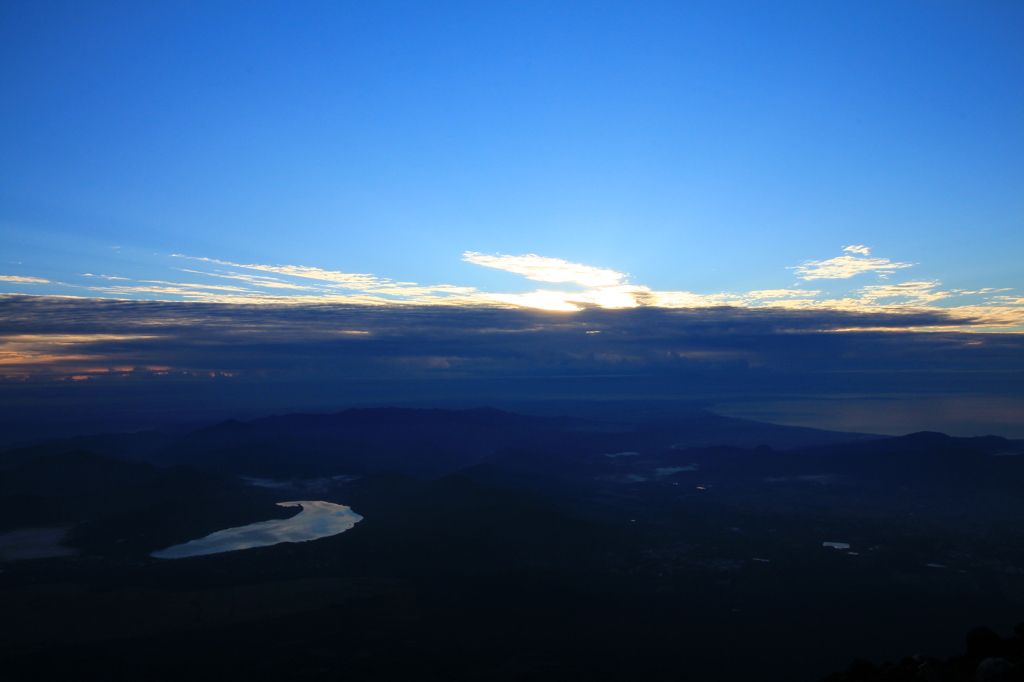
[822,623,1024,681]
[1,407,1023,681]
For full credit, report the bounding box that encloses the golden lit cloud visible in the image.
[791,250,914,280]
[0,334,161,375]
[462,252,626,287]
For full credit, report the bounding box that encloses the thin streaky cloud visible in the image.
[743,289,820,300]
[359,284,479,296]
[140,280,259,293]
[172,255,389,289]
[172,255,478,296]
[791,250,915,280]
[942,287,1011,296]
[174,269,328,291]
[85,283,259,298]
[462,252,626,287]
[843,245,871,256]
[857,281,949,306]
[0,275,50,284]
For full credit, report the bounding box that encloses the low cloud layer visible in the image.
[0,294,1020,437]
[1,293,1019,379]
[0,244,1020,437]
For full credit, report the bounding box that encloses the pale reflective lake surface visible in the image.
[151,501,362,559]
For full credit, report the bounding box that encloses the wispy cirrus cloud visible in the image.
[462,252,626,287]
[857,281,950,306]
[171,255,478,297]
[174,269,325,291]
[791,250,915,280]
[171,255,386,289]
[0,275,50,284]
[87,281,259,298]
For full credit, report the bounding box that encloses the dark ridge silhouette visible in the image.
[254,405,583,428]
[798,430,1024,457]
[0,406,886,475]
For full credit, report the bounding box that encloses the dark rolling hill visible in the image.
[0,406,885,481]
[2,406,1023,682]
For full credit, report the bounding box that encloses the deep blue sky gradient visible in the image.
[2,1,1022,295]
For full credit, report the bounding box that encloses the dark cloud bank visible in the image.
[1,295,1022,439]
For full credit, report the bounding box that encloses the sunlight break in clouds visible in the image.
[462,252,626,287]
[484,284,648,311]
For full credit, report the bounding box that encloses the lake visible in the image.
[151,501,362,559]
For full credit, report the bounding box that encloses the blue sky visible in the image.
[2,1,1022,310]
[1,2,1022,436]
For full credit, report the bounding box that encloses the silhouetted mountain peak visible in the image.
[834,430,1024,457]
[898,431,954,443]
[259,406,554,428]
[208,418,255,431]
[178,419,261,444]
[674,444,779,457]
